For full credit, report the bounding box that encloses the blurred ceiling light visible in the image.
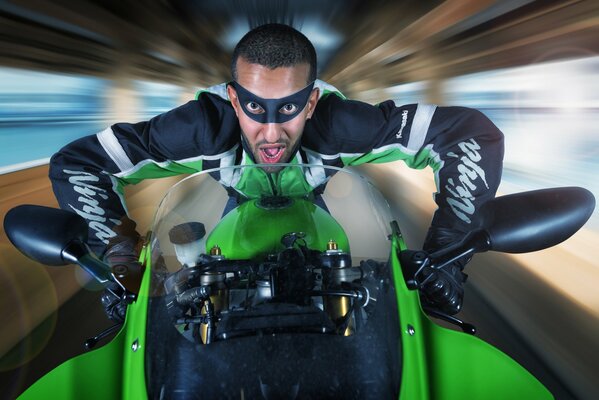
[146,51,185,67]
[445,56,599,109]
[300,18,343,50]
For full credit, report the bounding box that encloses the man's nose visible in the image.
[262,123,282,143]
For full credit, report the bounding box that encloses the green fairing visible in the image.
[207,198,350,258]
[389,229,552,399]
[18,244,154,399]
[121,241,152,399]
[17,333,125,399]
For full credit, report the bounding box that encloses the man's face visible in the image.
[227,57,319,172]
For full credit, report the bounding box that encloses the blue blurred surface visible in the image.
[0,68,183,169]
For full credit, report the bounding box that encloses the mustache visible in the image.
[255,139,290,148]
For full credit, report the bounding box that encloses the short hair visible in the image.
[231,23,317,84]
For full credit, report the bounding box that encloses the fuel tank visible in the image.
[206,196,349,259]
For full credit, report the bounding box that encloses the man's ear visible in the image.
[227,84,240,117]
[306,87,320,119]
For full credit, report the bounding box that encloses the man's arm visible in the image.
[49,95,240,256]
[310,96,504,239]
[49,132,140,255]
[417,105,504,236]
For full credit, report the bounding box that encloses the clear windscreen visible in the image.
[149,164,394,272]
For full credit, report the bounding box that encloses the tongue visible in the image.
[264,147,280,157]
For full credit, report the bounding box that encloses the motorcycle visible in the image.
[4,163,595,399]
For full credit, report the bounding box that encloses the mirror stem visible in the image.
[429,229,491,271]
[62,241,115,284]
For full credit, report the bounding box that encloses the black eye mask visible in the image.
[230,81,314,124]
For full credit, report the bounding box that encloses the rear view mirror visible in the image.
[476,187,595,253]
[4,204,114,284]
[4,204,88,265]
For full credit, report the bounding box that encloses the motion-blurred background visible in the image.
[0,0,598,398]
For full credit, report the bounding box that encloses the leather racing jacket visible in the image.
[49,80,504,255]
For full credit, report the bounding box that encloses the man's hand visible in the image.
[419,264,467,315]
[420,226,470,315]
[101,235,141,323]
[101,282,128,323]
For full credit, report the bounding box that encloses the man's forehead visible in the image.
[235,58,311,98]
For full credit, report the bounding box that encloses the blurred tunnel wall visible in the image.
[1,0,599,398]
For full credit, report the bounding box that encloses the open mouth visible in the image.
[259,146,285,163]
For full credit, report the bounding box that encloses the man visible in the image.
[49,24,503,320]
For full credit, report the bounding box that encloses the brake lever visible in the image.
[402,230,491,290]
[423,306,477,335]
[400,250,430,290]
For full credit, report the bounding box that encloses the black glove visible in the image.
[101,282,128,323]
[419,264,466,315]
[101,234,141,323]
[420,227,470,315]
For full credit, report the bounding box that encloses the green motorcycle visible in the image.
[4,164,595,399]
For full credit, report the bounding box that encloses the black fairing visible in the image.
[146,295,401,399]
[476,187,595,253]
[4,204,88,265]
[146,261,401,399]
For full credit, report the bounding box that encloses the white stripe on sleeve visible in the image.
[96,127,134,172]
[407,104,437,152]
